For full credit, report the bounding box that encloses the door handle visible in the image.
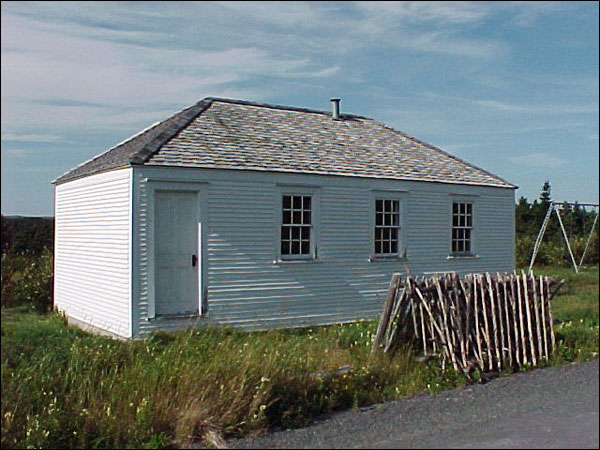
[192,254,197,267]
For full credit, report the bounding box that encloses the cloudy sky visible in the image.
[1,1,598,216]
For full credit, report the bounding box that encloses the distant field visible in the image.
[1,265,598,449]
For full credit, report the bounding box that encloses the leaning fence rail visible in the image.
[372,271,564,377]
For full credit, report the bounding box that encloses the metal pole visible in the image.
[578,209,599,270]
[555,207,579,274]
[529,205,554,273]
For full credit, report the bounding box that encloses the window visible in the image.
[281,194,312,258]
[452,202,473,254]
[374,199,400,256]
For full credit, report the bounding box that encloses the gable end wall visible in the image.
[54,169,132,338]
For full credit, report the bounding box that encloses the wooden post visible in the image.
[452,274,468,371]
[515,273,528,365]
[539,275,549,360]
[479,275,493,371]
[372,273,401,353]
[500,274,513,368]
[545,276,556,353]
[419,303,427,355]
[509,273,521,367]
[473,275,484,370]
[530,272,544,361]
[486,273,502,369]
[434,277,459,371]
[522,272,537,366]
[384,285,409,351]
[494,273,506,365]
[414,284,458,371]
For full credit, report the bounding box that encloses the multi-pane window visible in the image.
[452,202,473,253]
[374,199,400,255]
[281,195,312,257]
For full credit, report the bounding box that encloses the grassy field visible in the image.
[1,266,598,449]
[536,265,599,363]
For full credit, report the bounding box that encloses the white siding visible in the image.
[133,167,515,337]
[54,169,132,338]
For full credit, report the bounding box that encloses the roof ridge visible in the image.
[206,97,370,120]
[370,119,517,189]
[129,98,213,165]
[52,99,214,184]
[51,118,163,184]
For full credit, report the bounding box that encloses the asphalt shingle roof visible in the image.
[53,97,515,188]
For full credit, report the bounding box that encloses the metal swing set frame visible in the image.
[528,201,599,274]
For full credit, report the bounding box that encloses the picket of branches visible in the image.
[372,271,564,376]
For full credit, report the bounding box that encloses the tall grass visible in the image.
[1,312,465,449]
[537,266,599,364]
[1,266,597,449]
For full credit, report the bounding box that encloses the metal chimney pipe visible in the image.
[331,98,340,120]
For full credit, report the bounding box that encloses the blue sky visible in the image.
[1,1,598,216]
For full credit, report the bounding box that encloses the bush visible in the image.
[515,235,534,267]
[1,249,52,312]
[516,236,569,268]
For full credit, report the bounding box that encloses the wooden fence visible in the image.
[372,272,564,376]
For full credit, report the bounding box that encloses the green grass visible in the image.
[1,309,464,449]
[534,265,599,363]
[1,266,598,449]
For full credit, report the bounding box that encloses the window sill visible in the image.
[149,312,201,321]
[274,258,321,265]
[447,254,479,260]
[369,256,408,262]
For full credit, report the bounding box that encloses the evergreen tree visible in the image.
[539,180,552,206]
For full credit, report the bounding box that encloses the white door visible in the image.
[155,191,199,315]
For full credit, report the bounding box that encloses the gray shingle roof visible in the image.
[53,97,516,188]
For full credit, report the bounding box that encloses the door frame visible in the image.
[145,179,207,319]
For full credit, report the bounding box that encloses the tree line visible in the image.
[515,182,599,267]
[1,215,54,255]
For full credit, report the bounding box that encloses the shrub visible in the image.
[1,249,52,312]
[516,236,569,268]
[515,235,534,267]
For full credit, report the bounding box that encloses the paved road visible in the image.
[231,359,599,449]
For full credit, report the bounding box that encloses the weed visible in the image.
[1,265,597,448]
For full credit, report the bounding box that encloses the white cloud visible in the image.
[213,1,337,28]
[473,99,598,114]
[353,1,490,25]
[507,1,570,27]
[508,153,566,168]
[1,11,342,132]
[422,92,599,116]
[1,133,62,142]
[1,148,31,158]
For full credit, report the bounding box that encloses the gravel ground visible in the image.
[230,359,599,449]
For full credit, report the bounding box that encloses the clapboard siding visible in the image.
[54,169,132,338]
[132,167,514,337]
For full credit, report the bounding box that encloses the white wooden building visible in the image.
[52,97,516,339]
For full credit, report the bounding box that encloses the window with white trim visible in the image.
[374,199,400,256]
[281,194,312,258]
[451,202,473,254]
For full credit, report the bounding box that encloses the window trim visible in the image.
[449,196,478,257]
[275,186,320,262]
[370,191,407,261]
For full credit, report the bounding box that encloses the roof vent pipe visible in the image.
[331,98,341,120]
